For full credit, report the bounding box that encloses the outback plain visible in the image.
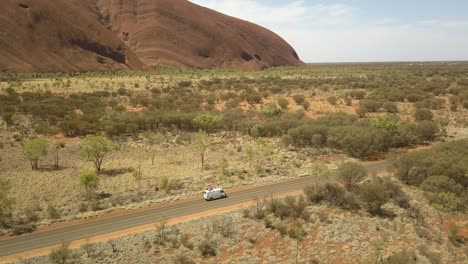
[0,63,468,263]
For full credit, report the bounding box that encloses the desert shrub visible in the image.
[284,195,308,219]
[421,176,464,195]
[47,204,60,220]
[221,109,247,130]
[11,224,35,235]
[415,98,445,110]
[263,215,275,229]
[79,171,99,200]
[117,87,128,95]
[323,183,360,211]
[356,105,368,117]
[198,239,217,257]
[361,99,382,112]
[377,177,411,208]
[288,223,306,240]
[358,182,389,216]
[383,250,417,264]
[263,103,282,117]
[288,124,328,147]
[383,101,398,113]
[350,90,366,99]
[274,222,288,237]
[413,121,438,141]
[49,242,75,264]
[293,94,305,104]
[392,151,429,186]
[253,119,301,138]
[328,125,388,158]
[337,162,368,190]
[267,197,292,219]
[327,96,337,105]
[243,89,262,104]
[414,108,433,121]
[0,179,14,227]
[406,93,424,102]
[393,140,468,212]
[159,176,169,192]
[277,97,289,109]
[193,113,222,132]
[24,207,39,223]
[304,183,360,211]
[304,184,326,204]
[178,80,192,88]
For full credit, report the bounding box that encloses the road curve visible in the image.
[0,160,389,258]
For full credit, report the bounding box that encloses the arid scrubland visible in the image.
[1,63,468,263]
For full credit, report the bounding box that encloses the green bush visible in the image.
[350,90,366,99]
[393,140,468,212]
[328,125,388,158]
[292,94,305,105]
[288,224,306,240]
[23,138,48,170]
[337,162,368,190]
[383,101,398,113]
[414,121,438,141]
[358,182,389,216]
[360,99,382,112]
[263,103,282,117]
[198,239,217,257]
[0,179,14,227]
[277,97,289,109]
[414,108,433,121]
[327,96,337,105]
[193,113,222,132]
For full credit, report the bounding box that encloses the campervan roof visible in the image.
[205,187,222,192]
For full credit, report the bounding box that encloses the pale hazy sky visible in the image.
[190,0,468,63]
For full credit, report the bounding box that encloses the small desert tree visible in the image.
[52,142,65,170]
[0,178,14,227]
[79,171,99,201]
[246,140,273,177]
[147,133,165,165]
[23,138,48,170]
[193,131,211,169]
[80,135,116,173]
[310,162,330,184]
[337,161,368,191]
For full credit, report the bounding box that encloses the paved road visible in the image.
[0,160,389,258]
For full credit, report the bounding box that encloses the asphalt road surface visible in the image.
[0,160,389,258]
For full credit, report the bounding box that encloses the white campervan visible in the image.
[203,188,227,201]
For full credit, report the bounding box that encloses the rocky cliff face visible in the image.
[0,0,303,72]
[0,0,144,72]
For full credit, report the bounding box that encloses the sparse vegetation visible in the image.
[0,179,14,227]
[1,63,467,263]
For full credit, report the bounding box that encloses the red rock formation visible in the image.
[0,0,303,72]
